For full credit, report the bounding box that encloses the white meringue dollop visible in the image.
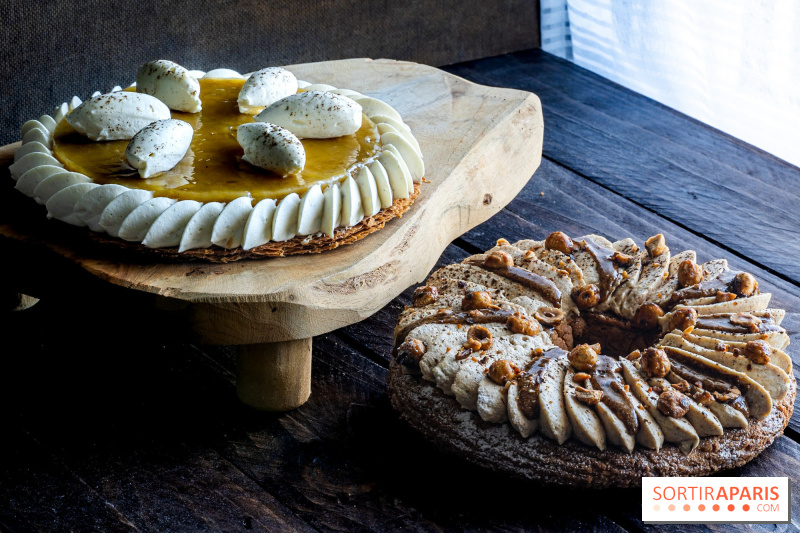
[237,67,297,114]
[65,92,171,141]
[125,119,194,178]
[136,60,202,113]
[237,122,305,176]
[255,91,362,139]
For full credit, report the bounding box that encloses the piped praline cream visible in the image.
[51,78,381,204]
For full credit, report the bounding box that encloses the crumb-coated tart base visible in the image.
[388,359,794,488]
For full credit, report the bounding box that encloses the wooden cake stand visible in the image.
[0,59,543,411]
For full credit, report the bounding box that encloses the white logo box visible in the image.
[642,477,790,524]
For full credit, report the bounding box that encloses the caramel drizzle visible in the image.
[695,315,784,335]
[590,355,638,435]
[670,268,739,305]
[394,309,514,348]
[664,347,750,396]
[516,347,568,419]
[465,259,562,305]
[582,238,620,304]
[668,356,751,417]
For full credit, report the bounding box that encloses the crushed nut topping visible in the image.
[715,291,737,302]
[692,389,714,405]
[668,307,697,332]
[544,231,574,255]
[534,306,565,326]
[487,359,518,385]
[713,387,741,402]
[730,312,762,332]
[627,350,642,360]
[461,290,497,311]
[573,372,591,382]
[572,284,601,310]
[412,285,438,307]
[645,234,667,257]
[743,340,771,365]
[657,389,690,418]
[568,343,599,371]
[730,272,758,297]
[632,302,664,329]
[677,259,703,288]
[640,347,671,378]
[485,250,514,269]
[611,251,633,267]
[506,312,540,336]
[574,386,603,405]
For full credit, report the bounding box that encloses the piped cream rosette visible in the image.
[10,62,424,251]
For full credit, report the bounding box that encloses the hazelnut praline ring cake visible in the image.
[388,232,795,488]
[9,60,424,262]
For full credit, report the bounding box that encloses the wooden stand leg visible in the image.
[236,338,312,411]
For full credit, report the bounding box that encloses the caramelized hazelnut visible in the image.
[572,284,601,310]
[485,250,514,269]
[545,231,574,255]
[743,340,771,365]
[496,238,510,247]
[412,285,438,307]
[667,307,697,332]
[487,359,518,385]
[397,338,426,366]
[645,234,667,257]
[574,386,603,405]
[715,291,737,302]
[466,325,493,351]
[461,290,496,311]
[657,389,690,418]
[677,260,703,288]
[640,347,671,378]
[534,306,565,326]
[569,343,599,371]
[506,312,540,336]
[573,372,591,382]
[730,272,758,297]
[632,302,664,329]
[731,312,761,332]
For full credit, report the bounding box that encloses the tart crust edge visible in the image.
[387,358,795,488]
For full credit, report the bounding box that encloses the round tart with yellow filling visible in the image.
[388,232,795,487]
[9,60,424,261]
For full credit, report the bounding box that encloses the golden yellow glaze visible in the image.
[51,79,380,203]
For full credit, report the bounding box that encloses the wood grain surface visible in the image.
[0,58,543,346]
[1,50,798,532]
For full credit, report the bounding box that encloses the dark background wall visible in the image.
[1,0,540,146]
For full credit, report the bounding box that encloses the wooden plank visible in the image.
[445,50,799,191]
[0,302,314,532]
[0,426,136,532]
[445,51,800,284]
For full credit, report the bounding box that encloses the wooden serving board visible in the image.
[0,58,543,410]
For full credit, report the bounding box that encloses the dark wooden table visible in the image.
[2,49,798,532]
